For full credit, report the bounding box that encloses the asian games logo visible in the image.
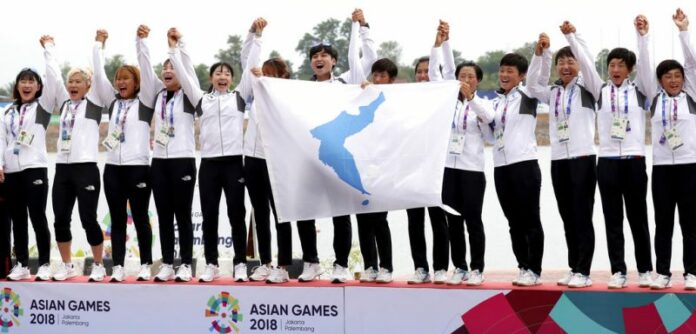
[205,291,243,333]
[0,288,23,333]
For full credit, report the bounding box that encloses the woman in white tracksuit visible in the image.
[136,25,197,283]
[167,27,254,283]
[40,36,106,282]
[1,57,56,282]
[91,29,154,283]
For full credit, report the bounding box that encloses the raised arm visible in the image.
[172,32,198,86]
[354,9,377,78]
[345,20,365,85]
[40,35,68,110]
[167,29,204,105]
[439,21,456,80]
[236,19,265,101]
[526,33,552,103]
[136,25,164,109]
[91,29,116,107]
[674,9,696,97]
[428,22,446,82]
[562,21,603,100]
[634,15,658,100]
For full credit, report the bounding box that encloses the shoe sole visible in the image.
[109,278,123,283]
[35,277,50,282]
[136,277,150,281]
[266,280,289,284]
[88,278,104,282]
[331,278,347,284]
[175,277,191,282]
[154,277,172,282]
[407,280,431,284]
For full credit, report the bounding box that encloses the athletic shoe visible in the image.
[433,269,449,284]
[360,267,378,283]
[517,270,541,286]
[512,269,526,286]
[376,268,393,283]
[407,268,431,284]
[175,264,192,282]
[88,263,106,282]
[35,264,52,281]
[53,262,78,281]
[638,272,653,288]
[199,264,221,283]
[467,270,485,286]
[154,264,175,282]
[7,263,30,281]
[234,263,249,282]
[250,265,272,282]
[567,273,592,288]
[298,262,322,282]
[136,264,152,281]
[607,272,627,289]
[685,274,696,291]
[650,274,672,290]
[447,268,469,285]
[266,267,290,284]
[330,264,350,284]
[110,265,126,282]
[557,271,574,286]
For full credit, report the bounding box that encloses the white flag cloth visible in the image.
[252,77,460,222]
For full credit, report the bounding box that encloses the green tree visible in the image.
[0,82,13,99]
[215,35,244,85]
[595,48,610,81]
[295,18,352,80]
[104,54,126,83]
[476,50,506,90]
[377,41,402,64]
[195,64,211,90]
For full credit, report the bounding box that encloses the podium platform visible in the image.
[1,277,695,333]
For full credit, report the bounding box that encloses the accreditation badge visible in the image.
[610,116,628,141]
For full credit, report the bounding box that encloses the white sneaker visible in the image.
[175,264,192,282]
[136,264,152,281]
[154,264,175,282]
[517,270,541,286]
[199,264,221,283]
[567,273,592,288]
[433,269,449,284]
[467,270,485,286]
[110,265,126,282]
[35,264,52,281]
[298,262,322,282]
[234,263,249,282]
[250,265,272,282]
[557,271,574,286]
[330,264,350,283]
[686,274,696,291]
[512,269,526,286]
[650,274,672,290]
[447,268,469,285]
[7,263,30,281]
[53,262,78,281]
[407,268,431,284]
[88,263,106,282]
[360,267,378,283]
[266,267,290,284]
[607,272,627,289]
[376,268,393,283]
[638,272,653,288]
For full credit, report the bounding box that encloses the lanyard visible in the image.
[610,85,629,116]
[61,100,82,136]
[451,100,471,131]
[160,91,179,127]
[115,100,134,131]
[494,99,510,129]
[554,85,576,118]
[10,105,28,139]
[659,92,679,145]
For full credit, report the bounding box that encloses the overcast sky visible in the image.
[1,0,694,86]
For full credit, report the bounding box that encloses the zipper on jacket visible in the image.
[218,96,224,156]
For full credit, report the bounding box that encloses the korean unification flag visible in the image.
[252,77,460,222]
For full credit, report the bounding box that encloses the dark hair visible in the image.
[607,47,636,71]
[209,62,234,78]
[13,68,43,102]
[455,61,483,82]
[309,44,338,61]
[371,58,398,79]
[499,53,528,75]
[554,46,576,65]
[414,56,429,74]
[656,59,684,81]
[262,58,291,79]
